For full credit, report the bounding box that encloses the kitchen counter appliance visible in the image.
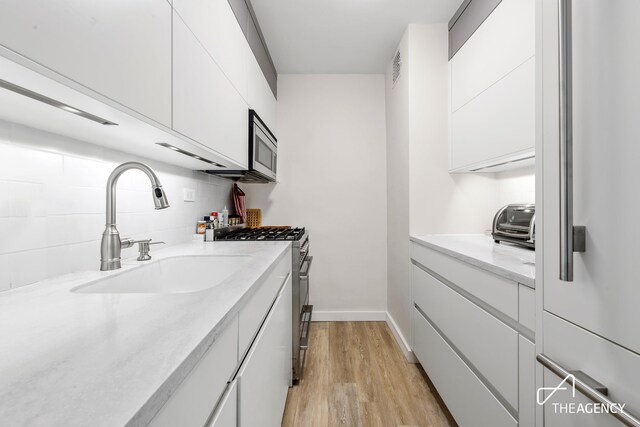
[217,226,312,383]
[207,110,277,183]
[492,204,535,249]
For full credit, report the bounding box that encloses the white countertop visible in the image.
[0,241,291,427]
[410,234,535,287]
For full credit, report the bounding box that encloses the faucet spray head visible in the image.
[152,186,170,210]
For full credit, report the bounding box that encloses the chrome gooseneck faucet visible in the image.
[100,162,170,271]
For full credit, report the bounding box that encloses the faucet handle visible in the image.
[120,238,136,249]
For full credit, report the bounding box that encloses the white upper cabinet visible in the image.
[248,53,277,135]
[172,0,250,101]
[0,0,172,127]
[173,12,248,168]
[449,0,534,172]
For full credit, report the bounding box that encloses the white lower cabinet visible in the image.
[412,264,519,409]
[412,307,517,427]
[150,256,292,427]
[150,315,239,427]
[410,240,535,427]
[237,274,292,427]
[238,253,291,358]
[207,380,238,427]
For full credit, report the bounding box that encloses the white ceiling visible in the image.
[249,0,465,74]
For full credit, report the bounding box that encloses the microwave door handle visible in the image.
[558,0,585,282]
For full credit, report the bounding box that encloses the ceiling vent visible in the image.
[392,50,402,86]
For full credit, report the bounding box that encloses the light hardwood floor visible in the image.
[282,322,457,427]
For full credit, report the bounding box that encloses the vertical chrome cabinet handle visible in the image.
[537,354,640,427]
[558,0,585,282]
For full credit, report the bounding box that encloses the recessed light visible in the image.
[0,79,118,126]
[155,143,226,168]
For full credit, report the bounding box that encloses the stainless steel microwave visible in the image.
[209,110,277,183]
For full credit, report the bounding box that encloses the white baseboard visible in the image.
[385,312,417,363]
[311,310,387,322]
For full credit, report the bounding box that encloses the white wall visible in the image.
[0,119,233,291]
[242,74,388,319]
[407,25,498,235]
[385,29,412,338]
[385,24,536,350]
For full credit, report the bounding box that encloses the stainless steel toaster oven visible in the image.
[492,204,535,249]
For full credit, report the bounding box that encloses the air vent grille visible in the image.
[392,51,402,86]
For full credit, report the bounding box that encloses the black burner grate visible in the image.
[221,227,306,241]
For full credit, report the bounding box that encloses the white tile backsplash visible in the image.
[0,119,234,291]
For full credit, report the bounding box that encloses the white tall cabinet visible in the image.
[538,0,640,425]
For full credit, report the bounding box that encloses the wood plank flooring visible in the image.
[282,322,457,427]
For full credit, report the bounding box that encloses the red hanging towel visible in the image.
[233,184,246,223]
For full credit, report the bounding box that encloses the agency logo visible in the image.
[537,374,627,415]
[537,373,576,405]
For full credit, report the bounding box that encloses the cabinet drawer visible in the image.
[150,315,239,427]
[238,248,291,358]
[411,242,518,319]
[412,308,517,427]
[207,379,237,427]
[412,265,519,408]
[541,312,640,426]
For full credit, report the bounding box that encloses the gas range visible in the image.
[215,225,312,383]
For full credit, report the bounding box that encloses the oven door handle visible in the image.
[300,256,313,278]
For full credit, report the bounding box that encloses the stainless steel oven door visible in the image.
[299,255,313,310]
[251,120,277,181]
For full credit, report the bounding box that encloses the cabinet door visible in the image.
[541,0,640,354]
[172,0,250,101]
[0,0,172,126]
[449,0,534,171]
[450,0,534,111]
[150,315,239,427]
[207,380,237,427]
[247,54,277,136]
[173,12,248,168]
[450,57,534,170]
[237,275,292,427]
